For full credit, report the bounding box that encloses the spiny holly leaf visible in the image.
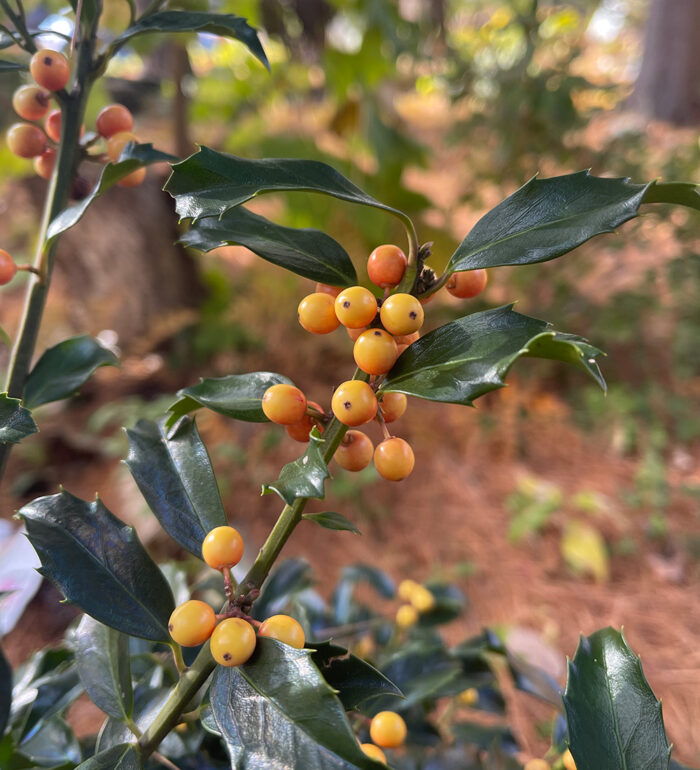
[563,627,671,770]
[47,144,177,242]
[302,511,360,534]
[75,743,142,769]
[111,12,268,69]
[19,490,175,641]
[180,206,357,286]
[166,371,293,429]
[210,638,385,769]
[643,181,700,211]
[125,417,227,558]
[0,643,10,735]
[447,172,653,273]
[23,335,118,409]
[164,147,409,226]
[74,616,133,722]
[0,393,37,444]
[380,305,605,405]
[262,428,330,505]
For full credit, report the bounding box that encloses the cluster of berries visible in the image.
[261,245,487,481]
[394,578,436,629]
[7,48,145,186]
[360,710,407,764]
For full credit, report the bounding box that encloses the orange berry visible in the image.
[202,526,244,570]
[458,687,478,706]
[285,401,323,443]
[346,326,366,341]
[117,168,146,188]
[30,49,70,91]
[360,744,386,764]
[380,293,424,336]
[367,244,407,288]
[334,286,378,328]
[12,85,51,121]
[96,104,134,138]
[314,282,342,297]
[524,760,550,770]
[394,331,420,346]
[396,604,419,628]
[353,328,398,375]
[33,148,56,180]
[258,614,306,649]
[331,381,377,427]
[107,130,138,162]
[44,109,62,142]
[562,750,577,770]
[378,392,407,423]
[446,269,488,298]
[210,618,256,667]
[262,384,307,425]
[168,600,216,647]
[6,123,46,158]
[298,292,340,334]
[335,430,373,471]
[369,711,407,748]
[0,250,17,285]
[374,437,414,481]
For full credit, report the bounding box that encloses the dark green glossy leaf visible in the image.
[451,721,518,753]
[417,583,466,627]
[643,181,700,211]
[19,490,175,641]
[0,393,37,444]
[333,564,395,626]
[380,305,605,405]
[302,511,360,534]
[262,428,330,505]
[166,371,293,429]
[74,615,132,721]
[180,207,357,286]
[251,559,314,621]
[18,717,81,766]
[0,643,11,735]
[447,172,651,273]
[12,663,82,741]
[0,60,26,71]
[23,335,118,409]
[563,627,671,770]
[76,743,141,769]
[210,638,384,769]
[47,144,177,242]
[164,146,408,225]
[111,12,268,69]
[125,417,226,557]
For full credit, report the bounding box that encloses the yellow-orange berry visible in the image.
[395,604,418,629]
[6,123,46,158]
[107,130,138,162]
[524,760,550,770]
[410,585,435,613]
[374,437,414,481]
[117,168,146,188]
[367,244,407,288]
[262,383,307,425]
[331,380,377,426]
[334,286,378,328]
[210,618,256,667]
[298,292,340,334]
[562,750,577,770]
[370,711,407,748]
[30,49,70,91]
[458,687,478,706]
[314,282,342,297]
[360,744,386,764]
[12,85,51,121]
[378,393,407,423]
[353,329,398,375]
[380,293,424,336]
[446,269,488,298]
[394,331,420,346]
[168,600,216,647]
[44,109,62,142]
[33,148,56,180]
[346,326,366,341]
[285,401,323,443]
[202,526,244,570]
[258,614,306,649]
[96,104,134,138]
[335,430,374,471]
[397,579,420,601]
[0,250,17,285]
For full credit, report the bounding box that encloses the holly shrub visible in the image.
[0,2,698,769]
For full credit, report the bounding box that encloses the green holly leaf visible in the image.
[302,511,360,534]
[452,721,518,752]
[75,743,141,769]
[262,428,330,505]
[563,627,671,770]
[19,490,175,641]
[125,417,227,558]
[0,643,11,735]
[74,616,133,722]
[380,305,605,405]
[0,393,37,444]
[333,564,395,626]
[17,717,81,766]
[210,638,385,769]
[180,206,357,286]
[23,335,118,409]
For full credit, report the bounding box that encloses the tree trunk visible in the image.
[631,0,700,125]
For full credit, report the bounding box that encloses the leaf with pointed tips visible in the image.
[302,511,360,534]
[0,393,37,444]
[262,428,330,505]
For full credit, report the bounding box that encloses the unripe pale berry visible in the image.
[369,711,407,748]
[298,292,340,334]
[0,250,18,285]
[30,49,70,91]
[335,430,374,471]
[168,600,216,647]
[314,282,341,297]
[410,584,435,612]
[374,437,414,481]
[285,401,323,443]
[360,744,386,764]
[210,617,256,667]
[12,85,51,121]
[378,392,407,423]
[262,384,307,425]
[562,750,577,770]
[380,293,424,336]
[446,269,488,298]
[367,244,407,288]
[524,760,550,770]
[107,130,138,162]
[258,614,306,649]
[353,328,398,375]
[117,168,146,188]
[202,526,244,570]
[458,687,478,706]
[395,604,418,629]
[6,123,46,158]
[334,286,378,328]
[96,104,134,138]
[331,380,377,426]
[33,148,56,180]
[397,579,420,601]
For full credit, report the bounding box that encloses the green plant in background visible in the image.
[0,0,699,768]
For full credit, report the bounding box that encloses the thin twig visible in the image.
[153,751,182,770]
